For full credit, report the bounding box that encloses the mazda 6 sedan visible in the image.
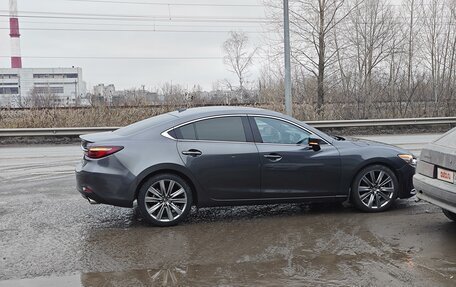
[76,106,416,226]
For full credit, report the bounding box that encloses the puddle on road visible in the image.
[2,203,456,286]
[1,255,454,287]
[3,213,456,286]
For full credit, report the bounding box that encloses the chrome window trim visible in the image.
[160,113,330,145]
[161,131,175,140]
[161,114,249,143]
[167,138,256,145]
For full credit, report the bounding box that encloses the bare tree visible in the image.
[288,0,354,113]
[24,87,58,108]
[160,82,186,104]
[420,0,456,115]
[257,0,456,119]
[223,31,258,100]
[396,0,423,116]
[344,0,400,117]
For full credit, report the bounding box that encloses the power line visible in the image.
[64,0,263,7]
[0,27,267,33]
[0,19,261,29]
[0,13,275,24]
[0,10,270,20]
[0,55,267,60]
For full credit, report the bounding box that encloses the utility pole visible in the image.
[283,0,292,116]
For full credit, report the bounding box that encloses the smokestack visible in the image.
[9,0,22,68]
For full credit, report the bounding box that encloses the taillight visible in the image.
[86,146,123,159]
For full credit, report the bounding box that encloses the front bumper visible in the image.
[414,173,456,214]
[397,164,416,199]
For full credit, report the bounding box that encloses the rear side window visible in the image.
[174,117,247,142]
[178,124,197,140]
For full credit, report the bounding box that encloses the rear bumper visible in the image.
[76,161,136,208]
[414,173,456,214]
[397,164,416,199]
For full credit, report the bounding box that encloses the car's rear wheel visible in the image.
[138,173,192,227]
[442,209,456,221]
[351,165,399,212]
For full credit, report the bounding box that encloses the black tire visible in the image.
[442,209,456,221]
[138,173,193,227]
[351,165,399,212]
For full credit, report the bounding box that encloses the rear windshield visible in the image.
[434,128,456,148]
[114,113,176,136]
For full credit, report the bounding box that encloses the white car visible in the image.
[414,127,456,220]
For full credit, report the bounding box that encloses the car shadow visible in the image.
[129,201,360,226]
[101,197,421,228]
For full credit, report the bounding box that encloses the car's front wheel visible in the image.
[351,165,399,212]
[138,173,193,227]
[442,209,456,221]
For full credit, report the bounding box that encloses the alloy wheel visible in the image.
[144,179,188,222]
[357,170,395,209]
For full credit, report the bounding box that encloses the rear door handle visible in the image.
[182,149,202,157]
[264,154,282,161]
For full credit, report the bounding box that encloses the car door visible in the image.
[250,116,341,199]
[174,115,261,202]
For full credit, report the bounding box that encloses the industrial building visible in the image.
[0,67,87,107]
[0,0,87,107]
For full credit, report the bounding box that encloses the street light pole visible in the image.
[283,0,292,116]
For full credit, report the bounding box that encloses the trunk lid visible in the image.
[421,128,456,170]
[80,131,122,149]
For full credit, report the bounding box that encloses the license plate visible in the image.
[437,167,454,184]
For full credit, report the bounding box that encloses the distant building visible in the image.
[91,84,162,106]
[0,67,86,107]
[93,83,116,105]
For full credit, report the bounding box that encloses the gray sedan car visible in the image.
[414,127,456,221]
[76,106,416,226]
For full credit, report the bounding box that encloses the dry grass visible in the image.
[0,101,453,129]
[0,106,176,128]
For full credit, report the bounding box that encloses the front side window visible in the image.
[175,117,246,142]
[254,117,310,144]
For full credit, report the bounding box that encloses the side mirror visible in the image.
[308,137,321,151]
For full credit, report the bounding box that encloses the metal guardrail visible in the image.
[0,127,118,137]
[0,117,455,137]
[307,117,456,128]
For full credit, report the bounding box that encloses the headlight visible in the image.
[398,154,417,166]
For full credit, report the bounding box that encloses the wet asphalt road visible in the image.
[1,133,456,286]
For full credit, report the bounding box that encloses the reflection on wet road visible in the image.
[1,134,455,286]
[1,200,456,286]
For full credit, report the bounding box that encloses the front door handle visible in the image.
[182,149,202,157]
[264,154,282,162]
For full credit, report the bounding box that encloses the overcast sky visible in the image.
[0,0,267,91]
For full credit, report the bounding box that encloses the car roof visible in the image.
[114,105,334,143]
[168,106,284,120]
[164,106,334,143]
